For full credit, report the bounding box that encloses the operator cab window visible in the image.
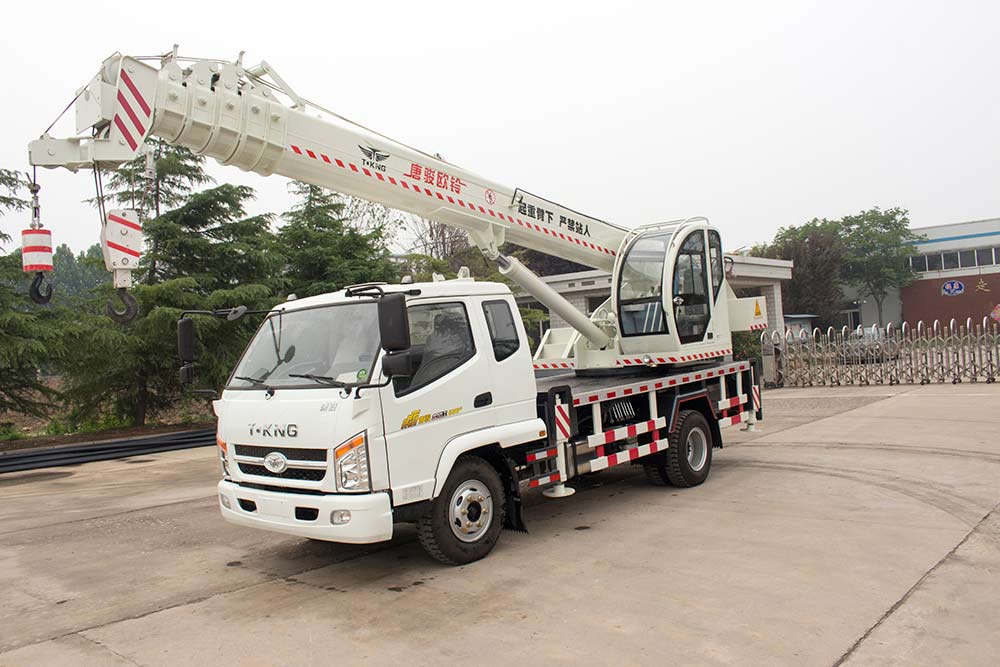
[392,302,475,396]
[482,300,520,361]
[618,231,671,336]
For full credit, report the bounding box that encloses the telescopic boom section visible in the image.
[30,53,627,273]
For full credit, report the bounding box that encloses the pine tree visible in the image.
[93,139,214,284]
[0,169,64,417]
[279,181,398,296]
[63,184,282,426]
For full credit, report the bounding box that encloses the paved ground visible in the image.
[1,384,998,666]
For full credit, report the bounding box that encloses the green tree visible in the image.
[52,244,108,302]
[0,169,29,246]
[279,181,398,296]
[840,207,920,326]
[63,185,281,426]
[752,219,846,327]
[94,139,213,284]
[0,171,64,417]
[143,184,283,292]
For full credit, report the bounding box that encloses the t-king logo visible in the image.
[248,423,299,438]
[359,145,389,172]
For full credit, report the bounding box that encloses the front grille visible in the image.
[237,463,326,481]
[234,444,327,461]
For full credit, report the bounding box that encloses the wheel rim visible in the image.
[448,480,494,543]
[686,426,708,472]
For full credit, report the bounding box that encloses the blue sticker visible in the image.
[941,280,965,296]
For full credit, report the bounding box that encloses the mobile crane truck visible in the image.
[26,48,767,564]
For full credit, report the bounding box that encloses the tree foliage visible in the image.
[279,181,397,296]
[752,218,846,327]
[0,168,28,246]
[52,244,108,303]
[840,207,920,325]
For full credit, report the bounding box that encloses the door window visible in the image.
[672,231,711,344]
[393,302,475,395]
[482,300,520,361]
[709,230,724,302]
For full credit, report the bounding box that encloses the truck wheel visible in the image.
[663,410,713,487]
[417,456,506,565]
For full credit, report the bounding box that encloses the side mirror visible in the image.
[177,317,197,363]
[378,293,410,352]
[381,350,416,378]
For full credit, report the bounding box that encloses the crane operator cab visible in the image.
[610,218,734,362]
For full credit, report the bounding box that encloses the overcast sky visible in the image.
[2,0,998,257]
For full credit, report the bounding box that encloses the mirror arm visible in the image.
[352,376,392,399]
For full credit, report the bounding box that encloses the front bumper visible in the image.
[218,480,393,544]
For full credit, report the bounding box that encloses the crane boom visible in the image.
[27,48,769,367]
[30,54,627,272]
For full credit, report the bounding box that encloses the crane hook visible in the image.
[28,271,54,305]
[106,287,139,323]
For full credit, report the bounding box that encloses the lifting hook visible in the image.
[106,287,139,323]
[28,271,54,305]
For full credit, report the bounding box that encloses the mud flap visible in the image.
[502,456,528,533]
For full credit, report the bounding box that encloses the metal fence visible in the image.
[762,318,1000,386]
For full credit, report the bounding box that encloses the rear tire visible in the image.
[664,410,713,487]
[417,456,506,565]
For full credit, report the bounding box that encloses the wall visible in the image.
[901,273,999,325]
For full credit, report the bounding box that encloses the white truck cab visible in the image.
[213,280,543,555]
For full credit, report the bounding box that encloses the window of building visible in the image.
[942,252,959,270]
[926,253,943,271]
[911,255,928,272]
[586,296,608,315]
[959,249,977,268]
[393,302,475,396]
[482,300,520,362]
[978,248,995,266]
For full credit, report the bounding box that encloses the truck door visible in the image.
[671,230,712,344]
[378,299,497,505]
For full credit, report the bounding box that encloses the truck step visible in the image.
[527,471,562,488]
[525,446,558,464]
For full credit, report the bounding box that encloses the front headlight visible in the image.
[217,434,230,479]
[334,432,370,492]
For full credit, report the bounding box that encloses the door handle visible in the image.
[474,392,493,408]
[673,296,685,305]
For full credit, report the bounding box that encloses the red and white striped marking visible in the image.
[21,229,53,272]
[290,144,618,258]
[101,210,143,269]
[716,394,747,411]
[587,416,667,448]
[533,359,575,370]
[586,435,669,473]
[526,447,558,463]
[554,404,572,440]
[572,361,750,407]
[528,471,561,488]
[616,348,732,366]
[752,385,761,411]
[718,411,748,429]
[749,323,768,331]
[111,69,153,152]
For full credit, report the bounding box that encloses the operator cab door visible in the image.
[671,230,718,344]
[378,299,496,506]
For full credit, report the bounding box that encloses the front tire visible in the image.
[417,456,506,565]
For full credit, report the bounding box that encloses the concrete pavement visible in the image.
[1,384,998,665]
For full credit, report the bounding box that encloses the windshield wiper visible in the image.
[288,373,353,388]
[234,375,269,387]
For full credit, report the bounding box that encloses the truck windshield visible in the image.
[229,301,380,389]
